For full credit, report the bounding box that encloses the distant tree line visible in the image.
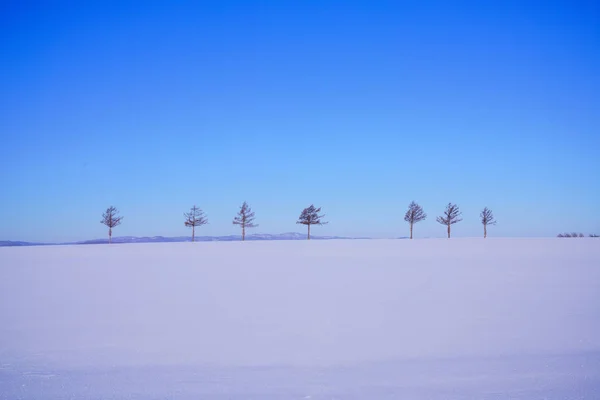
[100,202,504,244]
[404,202,496,239]
[557,233,599,238]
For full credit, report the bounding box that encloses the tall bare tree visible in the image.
[233,201,258,241]
[404,201,427,239]
[184,205,208,242]
[100,206,123,244]
[480,207,496,238]
[436,203,462,238]
[296,204,328,240]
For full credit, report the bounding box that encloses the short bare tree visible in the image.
[296,204,328,240]
[558,232,586,238]
[436,203,462,238]
[233,201,258,241]
[101,206,123,244]
[404,201,426,239]
[480,207,496,238]
[184,205,208,242]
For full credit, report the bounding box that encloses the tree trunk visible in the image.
[410,222,413,239]
[484,224,487,239]
[192,225,195,242]
[242,225,245,241]
[447,224,450,238]
[307,224,311,240]
[109,227,112,244]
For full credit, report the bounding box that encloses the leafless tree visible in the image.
[590,234,599,238]
[100,206,123,244]
[557,232,586,238]
[436,203,462,238]
[480,207,496,238]
[184,205,208,242]
[233,201,258,241]
[296,204,328,240]
[404,201,426,239]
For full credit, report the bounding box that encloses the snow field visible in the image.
[1,238,599,399]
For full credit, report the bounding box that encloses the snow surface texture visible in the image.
[1,238,599,399]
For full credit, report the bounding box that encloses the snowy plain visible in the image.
[1,238,599,399]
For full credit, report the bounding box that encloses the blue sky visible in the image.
[1,0,599,242]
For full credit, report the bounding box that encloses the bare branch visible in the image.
[480,207,496,226]
[296,205,328,226]
[184,205,208,227]
[100,206,123,228]
[436,203,462,225]
[404,201,427,224]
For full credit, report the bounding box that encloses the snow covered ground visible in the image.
[1,238,599,399]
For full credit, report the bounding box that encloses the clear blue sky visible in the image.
[1,0,599,242]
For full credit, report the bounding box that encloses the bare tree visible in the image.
[404,201,426,239]
[480,207,496,238]
[184,205,208,242]
[590,234,599,238]
[100,206,123,244]
[233,201,258,241]
[436,203,462,238]
[557,232,586,238]
[296,204,328,240]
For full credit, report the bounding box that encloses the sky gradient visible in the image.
[1,0,599,242]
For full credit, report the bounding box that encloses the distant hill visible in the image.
[0,233,372,247]
[0,240,48,247]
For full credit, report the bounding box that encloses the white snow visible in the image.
[1,238,599,399]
